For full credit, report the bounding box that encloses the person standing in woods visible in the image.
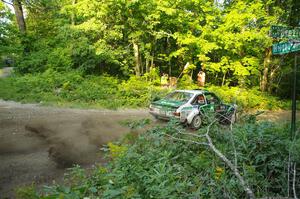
[197,71,205,87]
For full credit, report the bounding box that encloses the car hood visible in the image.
[152,99,185,108]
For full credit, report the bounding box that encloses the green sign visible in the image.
[272,42,300,55]
[271,25,300,39]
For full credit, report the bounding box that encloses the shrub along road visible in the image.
[0,100,298,198]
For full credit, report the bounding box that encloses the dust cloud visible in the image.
[0,100,150,198]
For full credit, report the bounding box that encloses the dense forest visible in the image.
[1,0,300,98]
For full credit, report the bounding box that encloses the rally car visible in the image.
[149,90,237,129]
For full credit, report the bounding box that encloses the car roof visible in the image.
[174,89,209,95]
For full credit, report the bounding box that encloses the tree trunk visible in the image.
[222,71,227,86]
[151,56,154,67]
[133,41,141,76]
[260,47,271,92]
[151,39,156,67]
[71,0,76,25]
[169,60,171,76]
[12,0,26,34]
[268,69,275,93]
[141,56,144,75]
[146,58,149,73]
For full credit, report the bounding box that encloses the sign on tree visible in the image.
[271,25,300,39]
[272,41,300,55]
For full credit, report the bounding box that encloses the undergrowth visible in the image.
[17,118,300,198]
[0,70,295,110]
[0,70,168,109]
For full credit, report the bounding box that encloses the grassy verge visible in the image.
[0,70,296,110]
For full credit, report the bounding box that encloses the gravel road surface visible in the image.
[0,100,150,198]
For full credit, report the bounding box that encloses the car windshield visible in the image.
[165,91,193,102]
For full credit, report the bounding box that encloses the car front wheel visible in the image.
[190,115,202,130]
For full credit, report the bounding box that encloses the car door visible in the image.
[202,93,220,113]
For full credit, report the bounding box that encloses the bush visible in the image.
[177,74,198,89]
[0,71,169,109]
[117,76,169,107]
[207,85,291,110]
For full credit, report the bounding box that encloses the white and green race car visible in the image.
[149,90,237,129]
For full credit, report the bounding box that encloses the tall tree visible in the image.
[0,1,20,63]
[12,0,26,33]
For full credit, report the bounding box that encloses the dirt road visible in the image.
[0,100,150,198]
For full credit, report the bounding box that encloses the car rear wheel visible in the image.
[190,115,202,130]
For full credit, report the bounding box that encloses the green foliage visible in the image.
[117,76,169,107]
[0,71,170,109]
[220,121,291,196]
[0,2,21,66]
[3,0,300,99]
[177,74,198,90]
[0,70,294,110]
[16,184,39,199]
[107,142,128,159]
[207,85,290,110]
[32,119,299,198]
[290,138,300,162]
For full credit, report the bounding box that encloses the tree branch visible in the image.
[203,119,255,198]
[293,163,298,199]
[229,126,238,168]
[165,120,256,199]
[165,133,208,146]
[174,127,206,139]
[288,156,291,197]
[205,119,218,136]
[1,0,13,6]
[205,133,256,199]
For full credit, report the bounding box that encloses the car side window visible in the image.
[192,94,206,105]
[205,93,220,105]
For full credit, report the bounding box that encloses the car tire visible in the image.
[190,115,202,130]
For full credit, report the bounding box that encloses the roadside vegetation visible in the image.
[17,117,300,198]
[0,70,292,110]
